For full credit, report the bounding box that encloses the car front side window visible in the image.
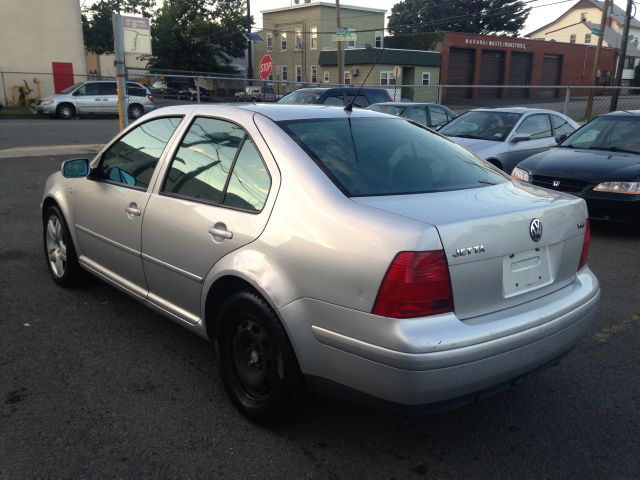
[98,116,183,189]
[516,114,552,139]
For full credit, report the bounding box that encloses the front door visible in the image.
[72,82,103,114]
[502,113,555,172]
[141,116,275,323]
[74,116,184,296]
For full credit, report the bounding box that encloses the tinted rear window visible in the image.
[279,117,507,196]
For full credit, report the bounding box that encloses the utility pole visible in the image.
[585,0,610,119]
[247,0,253,81]
[336,0,344,85]
[610,0,634,111]
[112,13,128,130]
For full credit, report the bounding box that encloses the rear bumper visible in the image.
[279,268,599,406]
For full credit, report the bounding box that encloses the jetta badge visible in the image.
[553,180,561,188]
[530,218,543,242]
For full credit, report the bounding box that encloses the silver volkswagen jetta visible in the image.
[41,104,600,423]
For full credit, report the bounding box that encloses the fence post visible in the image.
[196,78,201,104]
[563,86,571,116]
[438,84,442,104]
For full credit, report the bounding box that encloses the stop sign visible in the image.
[259,55,273,80]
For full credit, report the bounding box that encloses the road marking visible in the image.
[0,144,104,159]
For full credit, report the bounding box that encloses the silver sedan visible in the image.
[41,104,599,423]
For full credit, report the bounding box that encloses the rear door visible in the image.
[140,115,278,323]
[100,82,119,115]
[74,116,183,296]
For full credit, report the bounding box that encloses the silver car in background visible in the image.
[41,104,599,423]
[440,107,579,173]
[35,80,155,120]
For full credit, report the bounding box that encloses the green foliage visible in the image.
[82,0,156,54]
[385,32,445,51]
[148,0,248,73]
[388,0,531,36]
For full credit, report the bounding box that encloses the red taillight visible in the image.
[577,219,590,271]
[148,95,155,102]
[372,251,454,319]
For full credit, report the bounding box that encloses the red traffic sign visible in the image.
[259,55,273,80]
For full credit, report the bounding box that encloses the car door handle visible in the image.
[208,226,233,240]
[125,204,141,216]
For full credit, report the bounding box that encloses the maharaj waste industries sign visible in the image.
[123,16,152,55]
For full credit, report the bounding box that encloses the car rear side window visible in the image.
[98,116,182,189]
[279,117,507,196]
[162,117,271,212]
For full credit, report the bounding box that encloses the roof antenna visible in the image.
[344,43,387,112]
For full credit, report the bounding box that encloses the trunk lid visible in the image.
[353,181,587,319]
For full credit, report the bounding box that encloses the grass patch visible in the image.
[0,106,38,119]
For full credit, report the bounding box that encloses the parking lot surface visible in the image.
[0,119,639,478]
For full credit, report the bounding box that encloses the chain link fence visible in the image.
[3,67,639,121]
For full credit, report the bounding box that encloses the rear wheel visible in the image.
[215,291,303,424]
[43,205,82,286]
[56,103,75,119]
[128,103,144,119]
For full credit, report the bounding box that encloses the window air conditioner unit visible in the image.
[350,68,359,76]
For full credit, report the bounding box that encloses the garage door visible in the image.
[479,50,504,98]
[540,55,563,98]
[509,52,533,98]
[447,48,475,99]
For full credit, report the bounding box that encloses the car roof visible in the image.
[146,103,391,122]
[603,110,640,116]
[369,102,442,107]
[286,87,388,94]
[470,107,565,115]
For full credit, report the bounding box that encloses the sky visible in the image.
[82,0,634,36]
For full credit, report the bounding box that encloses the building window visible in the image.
[296,65,302,83]
[375,31,383,48]
[624,57,636,69]
[347,30,356,49]
[380,71,396,86]
[281,65,288,81]
[344,71,351,85]
[570,34,576,44]
[311,65,318,83]
[581,12,587,21]
[267,33,273,52]
[421,72,430,86]
[311,26,318,50]
[323,71,330,83]
[281,32,287,51]
[585,33,592,44]
[295,27,303,50]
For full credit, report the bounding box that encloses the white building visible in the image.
[0,0,87,106]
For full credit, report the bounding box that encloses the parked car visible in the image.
[42,104,599,423]
[35,80,155,119]
[439,108,579,172]
[512,111,640,227]
[235,86,278,102]
[277,87,391,107]
[367,102,457,128]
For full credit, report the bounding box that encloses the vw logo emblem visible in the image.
[553,180,561,188]
[530,218,543,242]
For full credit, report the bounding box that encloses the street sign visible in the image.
[393,66,401,79]
[244,33,263,42]
[259,54,273,80]
[331,34,357,42]
[592,27,603,37]
[122,16,152,54]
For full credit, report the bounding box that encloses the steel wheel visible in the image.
[128,104,144,119]
[46,215,67,278]
[56,103,75,119]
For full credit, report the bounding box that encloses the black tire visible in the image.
[128,103,144,119]
[56,103,75,120]
[43,205,83,287]
[215,291,304,424]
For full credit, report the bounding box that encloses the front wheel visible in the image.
[56,103,75,119]
[215,291,304,424]
[43,205,82,286]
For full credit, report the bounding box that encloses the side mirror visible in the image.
[555,133,568,143]
[511,133,531,143]
[61,158,89,178]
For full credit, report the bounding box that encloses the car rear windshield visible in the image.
[439,111,521,141]
[278,117,507,196]
[561,115,640,154]
[367,105,406,117]
[278,91,323,104]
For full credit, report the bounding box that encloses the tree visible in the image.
[148,0,248,73]
[388,0,531,37]
[82,0,156,54]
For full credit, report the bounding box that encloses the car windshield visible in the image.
[278,91,323,104]
[367,105,407,117]
[560,115,640,154]
[278,117,507,196]
[60,83,83,94]
[439,111,521,141]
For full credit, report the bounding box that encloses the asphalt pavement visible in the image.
[0,119,639,479]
